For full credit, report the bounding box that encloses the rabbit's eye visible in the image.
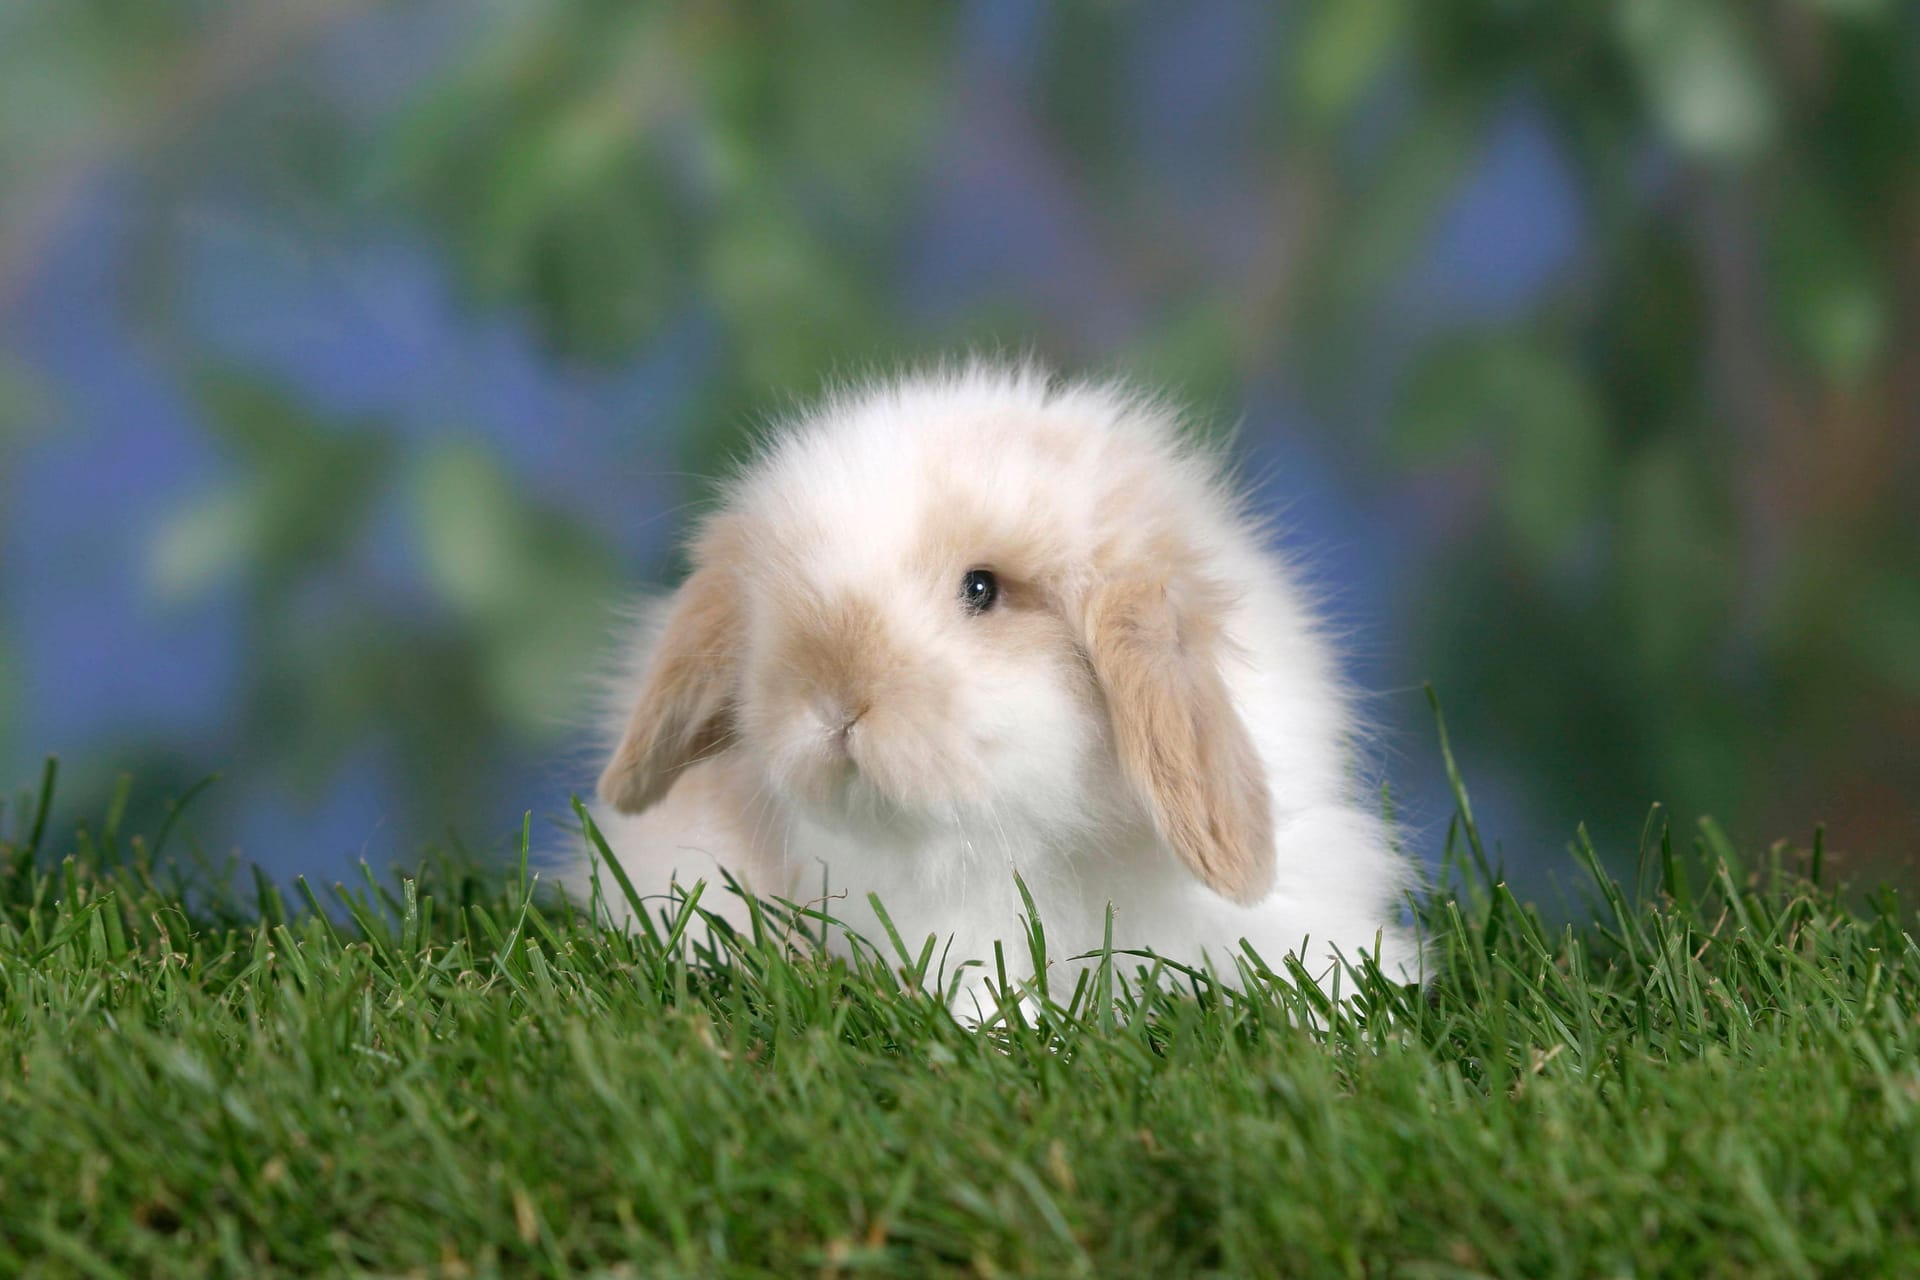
[959,568,999,614]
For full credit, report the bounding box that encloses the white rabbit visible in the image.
[563,363,1421,1013]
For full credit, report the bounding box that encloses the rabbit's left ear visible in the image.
[1081,576,1275,904]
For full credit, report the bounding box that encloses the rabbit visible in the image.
[561,362,1422,1015]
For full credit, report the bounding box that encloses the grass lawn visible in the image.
[2,754,1917,1279]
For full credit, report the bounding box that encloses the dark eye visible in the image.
[959,568,999,614]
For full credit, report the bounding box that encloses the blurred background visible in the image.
[2,1,1916,894]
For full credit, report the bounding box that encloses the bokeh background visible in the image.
[3,1,1917,893]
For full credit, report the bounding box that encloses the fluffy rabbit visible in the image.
[564,363,1421,1011]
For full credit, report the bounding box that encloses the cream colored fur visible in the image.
[562,363,1421,1013]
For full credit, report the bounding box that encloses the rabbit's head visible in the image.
[599,366,1276,903]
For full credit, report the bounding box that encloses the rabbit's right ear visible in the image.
[597,566,743,814]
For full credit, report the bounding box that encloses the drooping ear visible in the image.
[597,565,743,815]
[1081,577,1275,904]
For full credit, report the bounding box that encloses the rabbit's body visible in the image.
[564,365,1419,1008]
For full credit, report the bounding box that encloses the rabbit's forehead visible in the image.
[741,418,1100,591]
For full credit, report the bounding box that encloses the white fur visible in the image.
[559,364,1422,1013]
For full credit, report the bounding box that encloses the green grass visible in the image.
[2,759,1917,1279]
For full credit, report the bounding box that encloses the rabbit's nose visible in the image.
[817,700,867,756]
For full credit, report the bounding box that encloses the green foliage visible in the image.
[3,766,1918,1275]
[152,374,394,602]
[411,441,622,734]
[1399,329,1612,564]
[143,372,617,822]
[2,1,1917,864]
[1359,0,1920,856]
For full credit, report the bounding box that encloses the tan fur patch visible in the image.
[908,495,1066,601]
[753,589,974,808]
[1082,576,1275,903]
[598,564,743,814]
[771,594,909,707]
